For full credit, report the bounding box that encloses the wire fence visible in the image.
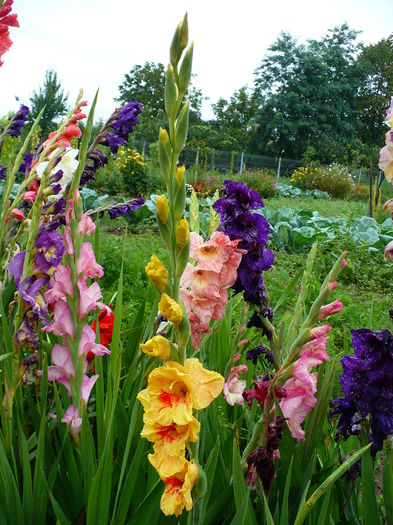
[132,138,383,184]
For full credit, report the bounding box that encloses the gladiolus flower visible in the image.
[379,131,393,183]
[384,240,393,261]
[223,364,248,406]
[90,308,114,347]
[176,218,189,248]
[62,405,82,438]
[318,299,343,320]
[160,460,198,516]
[140,335,170,360]
[159,293,183,326]
[9,208,24,221]
[76,242,104,278]
[0,0,19,66]
[327,281,338,291]
[145,254,168,292]
[156,194,170,223]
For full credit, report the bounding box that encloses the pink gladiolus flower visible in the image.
[384,240,393,261]
[76,242,104,278]
[78,214,96,236]
[223,365,248,406]
[62,405,82,438]
[45,265,73,304]
[327,281,338,291]
[79,324,110,357]
[9,208,24,221]
[47,343,75,394]
[318,299,343,321]
[181,231,244,349]
[379,131,393,183]
[43,301,75,338]
[81,374,99,403]
[77,280,103,318]
[341,258,348,269]
[280,333,330,440]
[309,324,331,340]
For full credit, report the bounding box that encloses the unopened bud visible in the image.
[156,195,170,224]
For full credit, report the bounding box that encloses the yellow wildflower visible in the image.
[159,293,183,326]
[140,335,170,359]
[156,195,170,224]
[176,218,189,249]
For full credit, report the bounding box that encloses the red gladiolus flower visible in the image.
[0,0,19,66]
[87,306,114,370]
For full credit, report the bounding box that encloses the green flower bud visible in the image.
[159,128,172,182]
[189,189,200,234]
[170,23,182,68]
[178,43,193,93]
[174,101,189,154]
[176,303,191,348]
[179,13,189,54]
[175,220,190,278]
[174,166,186,221]
[192,462,207,503]
[165,64,178,119]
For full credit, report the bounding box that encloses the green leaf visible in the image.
[274,269,302,313]
[361,444,380,525]
[232,438,258,525]
[383,450,393,525]
[294,443,372,525]
[279,455,293,525]
[262,489,275,525]
[189,188,200,234]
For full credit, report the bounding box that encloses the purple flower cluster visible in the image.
[18,152,35,174]
[213,180,274,304]
[81,149,108,185]
[107,197,145,219]
[6,105,29,137]
[104,101,143,155]
[9,210,66,350]
[331,328,393,454]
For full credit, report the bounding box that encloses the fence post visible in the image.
[142,140,146,161]
[239,152,244,174]
[358,169,361,184]
[369,160,373,217]
[194,146,200,183]
[276,156,282,181]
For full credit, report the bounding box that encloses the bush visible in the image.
[238,169,278,199]
[291,163,354,198]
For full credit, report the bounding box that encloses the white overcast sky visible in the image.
[0,0,392,121]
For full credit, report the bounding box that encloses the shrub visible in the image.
[239,169,278,198]
[115,146,148,196]
[291,163,354,198]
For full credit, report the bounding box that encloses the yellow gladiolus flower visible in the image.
[160,460,199,516]
[137,365,193,426]
[159,293,183,326]
[156,194,170,224]
[172,358,224,410]
[176,165,185,185]
[176,218,189,249]
[141,418,200,449]
[149,440,187,479]
[145,255,168,292]
[140,334,170,360]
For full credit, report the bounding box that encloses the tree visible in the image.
[357,34,393,148]
[251,25,364,162]
[116,61,203,142]
[27,69,69,141]
[211,86,258,151]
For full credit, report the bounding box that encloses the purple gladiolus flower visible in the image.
[246,343,274,365]
[104,101,143,155]
[8,250,26,286]
[330,327,393,454]
[18,152,35,174]
[213,180,274,305]
[34,227,65,274]
[0,165,6,180]
[7,105,29,137]
[107,197,145,219]
[81,149,108,185]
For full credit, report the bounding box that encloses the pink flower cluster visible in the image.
[43,192,110,436]
[43,103,87,150]
[279,325,331,440]
[180,231,245,349]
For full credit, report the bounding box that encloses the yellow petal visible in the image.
[184,358,224,410]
